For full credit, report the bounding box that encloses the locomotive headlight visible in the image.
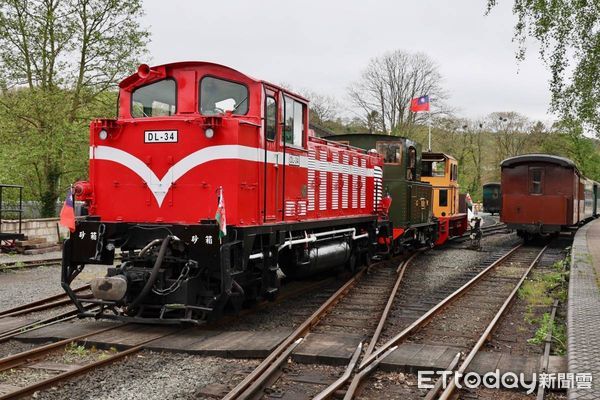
[204,127,214,139]
[99,129,108,140]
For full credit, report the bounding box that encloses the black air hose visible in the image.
[127,235,172,311]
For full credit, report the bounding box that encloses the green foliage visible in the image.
[487,0,600,134]
[527,312,567,355]
[0,0,148,216]
[65,342,89,357]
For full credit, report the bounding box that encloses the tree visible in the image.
[0,0,148,216]
[487,0,600,133]
[297,89,340,127]
[348,50,450,135]
[486,112,532,165]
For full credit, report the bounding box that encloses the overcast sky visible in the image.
[142,0,554,123]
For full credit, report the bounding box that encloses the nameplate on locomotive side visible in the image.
[144,130,178,143]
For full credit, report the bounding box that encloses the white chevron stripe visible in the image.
[91,144,376,208]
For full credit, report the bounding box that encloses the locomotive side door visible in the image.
[282,94,309,221]
[262,87,282,222]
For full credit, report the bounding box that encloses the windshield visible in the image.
[131,79,176,118]
[200,76,248,115]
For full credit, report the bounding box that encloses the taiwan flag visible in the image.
[215,186,227,239]
[59,188,76,232]
[410,95,430,112]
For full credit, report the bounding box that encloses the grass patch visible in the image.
[519,256,570,354]
[527,312,567,355]
[65,342,89,357]
[518,258,569,307]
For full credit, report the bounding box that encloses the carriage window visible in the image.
[530,168,543,194]
[265,96,277,141]
[283,96,304,147]
[200,77,248,116]
[451,164,458,181]
[131,79,176,118]
[439,189,448,207]
[375,142,402,165]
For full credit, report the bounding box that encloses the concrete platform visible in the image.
[377,343,565,382]
[14,320,292,358]
[568,218,600,399]
[293,332,365,365]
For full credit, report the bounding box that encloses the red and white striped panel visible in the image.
[342,153,349,209]
[352,156,358,209]
[331,152,339,210]
[307,149,316,211]
[319,149,328,211]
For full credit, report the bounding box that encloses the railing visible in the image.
[0,184,24,236]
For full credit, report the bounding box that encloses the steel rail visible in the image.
[310,253,420,400]
[222,267,368,400]
[341,346,398,400]
[358,244,523,370]
[535,299,559,400]
[437,245,548,400]
[364,251,419,359]
[0,324,125,373]
[0,325,181,399]
[423,352,461,400]
[337,244,537,400]
[0,285,90,318]
[313,343,363,400]
[0,258,63,271]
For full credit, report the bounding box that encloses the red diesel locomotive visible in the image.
[63,62,388,323]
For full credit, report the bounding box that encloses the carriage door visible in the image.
[263,88,281,222]
[282,95,308,220]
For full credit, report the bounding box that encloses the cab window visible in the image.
[432,161,446,177]
[451,164,458,181]
[530,168,543,194]
[283,96,305,147]
[376,142,402,165]
[265,96,277,141]
[200,76,248,116]
[407,146,417,181]
[131,79,176,118]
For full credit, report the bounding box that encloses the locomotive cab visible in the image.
[421,152,468,244]
[62,62,383,324]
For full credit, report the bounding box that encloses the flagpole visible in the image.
[428,100,432,152]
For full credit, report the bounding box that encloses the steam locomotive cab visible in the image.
[62,62,385,324]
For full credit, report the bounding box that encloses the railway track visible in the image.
[0,286,95,343]
[0,323,180,399]
[336,244,547,399]
[0,257,62,271]
[218,242,545,399]
[0,274,346,398]
[221,252,419,400]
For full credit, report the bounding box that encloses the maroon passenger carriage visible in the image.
[63,62,387,324]
[500,154,599,240]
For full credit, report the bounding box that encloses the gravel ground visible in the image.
[0,264,105,313]
[33,351,259,400]
[0,339,48,359]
